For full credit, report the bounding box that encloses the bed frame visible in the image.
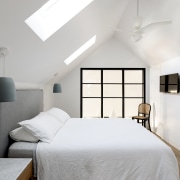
[0,89,43,157]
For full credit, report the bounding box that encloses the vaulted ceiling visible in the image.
[0,0,180,88]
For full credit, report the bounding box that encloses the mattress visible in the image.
[36,118,179,180]
[8,141,37,176]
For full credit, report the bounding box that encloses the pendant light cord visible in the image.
[137,0,139,16]
[0,47,8,77]
[3,53,5,77]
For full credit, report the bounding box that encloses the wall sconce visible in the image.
[53,83,62,93]
[0,47,16,102]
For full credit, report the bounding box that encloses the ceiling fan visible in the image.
[113,0,172,42]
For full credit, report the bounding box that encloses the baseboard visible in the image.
[153,132,180,154]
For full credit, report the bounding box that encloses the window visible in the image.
[64,35,96,65]
[81,68,145,118]
[25,0,94,41]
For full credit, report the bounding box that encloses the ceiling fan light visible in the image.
[134,16,143,30]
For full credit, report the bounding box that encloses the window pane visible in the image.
[125,70,143,83]
[103,85,122,97]
[125,85,143,97]
[124,98,143,118]
[103,70,122,83]
[103,98,122,118]
[83,84,101,97]
[82,98,101,118]
[83,70,101,83]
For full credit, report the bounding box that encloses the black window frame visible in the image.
[80,68,146,118]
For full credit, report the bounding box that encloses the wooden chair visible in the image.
[132,103,151,131]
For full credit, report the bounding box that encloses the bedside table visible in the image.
[0,158,33,180]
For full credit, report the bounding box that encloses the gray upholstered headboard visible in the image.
[0,89,43,157]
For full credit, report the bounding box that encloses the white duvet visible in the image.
[36,118,179,180]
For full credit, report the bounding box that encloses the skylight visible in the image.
[64,35,96,65]
[25,0,94,41]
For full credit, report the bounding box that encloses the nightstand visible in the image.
[0,158,33,180]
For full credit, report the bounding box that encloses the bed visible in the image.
[9,110,179,180]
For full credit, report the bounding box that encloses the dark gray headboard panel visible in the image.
[0,89,43,157]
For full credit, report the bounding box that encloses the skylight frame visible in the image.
[64,35,96,65]
[25,0,94,41]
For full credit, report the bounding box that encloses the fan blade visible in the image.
[108,25,133,33]
[140,21,172,32]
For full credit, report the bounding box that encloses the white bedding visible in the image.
[36,118,179,180]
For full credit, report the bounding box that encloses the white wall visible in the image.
[150,57,180,150]
[53,37,149,117]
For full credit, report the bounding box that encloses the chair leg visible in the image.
[144,119,151,131]
[148,119,151,132]
[142,120,145,127]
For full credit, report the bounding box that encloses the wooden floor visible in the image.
[171,147,180,177]
[154,133,180,177]
[166,141,180,177]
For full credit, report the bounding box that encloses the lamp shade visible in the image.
[53,83,62,93]
[0,77,16,102]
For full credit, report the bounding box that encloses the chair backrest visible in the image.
[138,103,151,116]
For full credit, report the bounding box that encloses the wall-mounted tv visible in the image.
[160,73,179,93]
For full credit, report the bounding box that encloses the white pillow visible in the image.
[19,112,62,143]
[46,108,70,123]
[9,127,39,142]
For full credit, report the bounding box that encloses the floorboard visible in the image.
[154,133,180,177]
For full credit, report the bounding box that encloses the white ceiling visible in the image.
[115,0,180,66]
[0,0,180,87]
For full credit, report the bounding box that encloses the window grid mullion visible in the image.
[101,70,103,118]
[122,70,125,118]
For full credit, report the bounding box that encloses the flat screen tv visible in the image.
[160,73,179,93]
[168,73,179,93]
[160,75,167,92]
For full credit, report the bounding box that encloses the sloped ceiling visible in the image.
[0,0,180,88]
[115,0,180,66]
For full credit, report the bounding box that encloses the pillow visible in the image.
[46,108,70,123]
[19,112,62,143]
[9,127,39,142]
